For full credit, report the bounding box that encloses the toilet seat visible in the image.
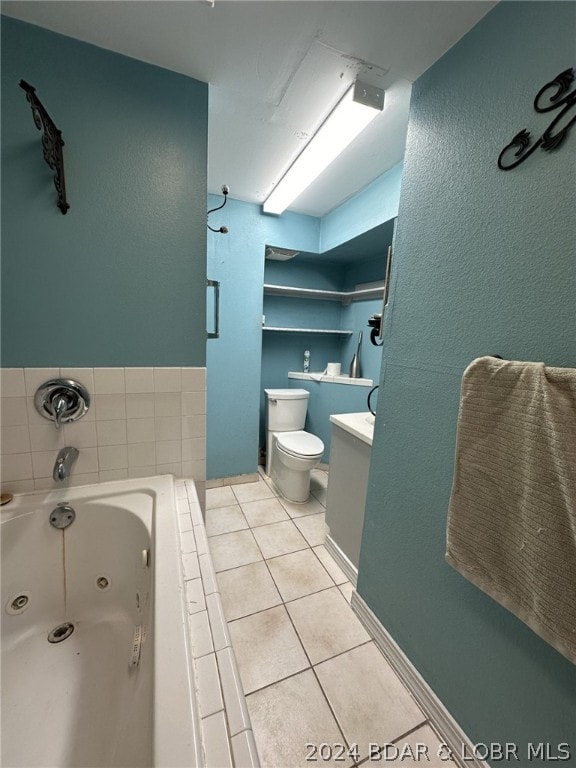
[276,430,324,459]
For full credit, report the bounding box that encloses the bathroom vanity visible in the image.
[325,412,374,584]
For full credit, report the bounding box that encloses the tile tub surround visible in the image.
[205,470,456,768]
[176,478,260,768]
[0,368,206,493]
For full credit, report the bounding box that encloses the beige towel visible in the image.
[446,356,576,664]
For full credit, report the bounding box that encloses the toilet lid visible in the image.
[277,430,324,458]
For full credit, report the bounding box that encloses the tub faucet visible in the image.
[53,447,79,481]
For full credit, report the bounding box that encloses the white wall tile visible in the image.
[126,393,154,419]
[154,393,181,418]
[156,440,182,465]
[98,445,128,471]
[127,418,155,444]
[0,367,205,489]
[29,422,65,452]
[94,368,125,394]
[1,369,25,398]
[2,453,33,481]
[128,442,156,468]
[68,472,100,487]
[1,425,31,454]
[181,368,206,392]
[182,416,205,439]
[96,420,127,446]
[125,368,155,394]
[62,421,98,448]
[154,367,181,393]
[99,469,129,482]
[0,397,28,426]
[94,394,126,420]
[75,447,99,474]
[31,450,57,478]
[155,416,181,441]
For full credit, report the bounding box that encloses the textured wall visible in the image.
[1,17,208,367]
[359,1,576,755]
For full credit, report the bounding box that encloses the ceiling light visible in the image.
[263,80,384,216]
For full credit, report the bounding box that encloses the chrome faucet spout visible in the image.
[53,447,79,481]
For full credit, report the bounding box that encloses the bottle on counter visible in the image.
[303,349,310,373]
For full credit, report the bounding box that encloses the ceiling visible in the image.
[1,0,496,217]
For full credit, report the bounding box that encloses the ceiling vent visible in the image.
[265,246,300,261]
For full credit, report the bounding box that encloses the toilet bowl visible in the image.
[264,389,325,503]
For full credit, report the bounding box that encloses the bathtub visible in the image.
[1,475,202,768]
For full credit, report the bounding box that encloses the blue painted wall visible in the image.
[1,17,208,367]
[359,1,576,755]
[206,197,319,479]
[321,161,402,252]
[207,163,402,479]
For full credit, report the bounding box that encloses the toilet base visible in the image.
[270,459,312,503]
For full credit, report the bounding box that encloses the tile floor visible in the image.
[206,469,453,768]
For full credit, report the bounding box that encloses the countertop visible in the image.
[329,412,375,446]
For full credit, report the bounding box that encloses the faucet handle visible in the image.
[35,379,90,430]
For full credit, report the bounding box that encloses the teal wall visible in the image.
[208,163,402,479]
[359,1,576,756]
[206,197,319,479]
[1,17,208,367]
[321,161,403,252]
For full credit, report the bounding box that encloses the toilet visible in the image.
[264,388,324,503]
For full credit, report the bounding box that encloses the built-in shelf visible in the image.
[263,326,353,335]
[288,372,373,387]
[263,284,384,304]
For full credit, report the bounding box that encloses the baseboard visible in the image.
[325,535,358,587]
[351,591,489,768]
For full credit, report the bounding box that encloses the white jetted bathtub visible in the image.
[1,476,201,768]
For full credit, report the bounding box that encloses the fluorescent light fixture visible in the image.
[263,80,384,216]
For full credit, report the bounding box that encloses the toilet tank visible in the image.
[265,389,309,432]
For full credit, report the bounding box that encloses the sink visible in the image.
[365,414,375,425]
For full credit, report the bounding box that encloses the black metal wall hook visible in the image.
[20,80,69,214]
[498,67,576,171]
[207,184,229,233]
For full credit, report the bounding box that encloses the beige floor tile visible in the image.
[241,496,290,527]
[232,479,276,504]
[338,582,355,603]
[310,486,328,505]
[228,605,309,693]
[209,529,262,572]
[311,468,329,488]
[279,495,325,518]
[313,545,348,585]
[205,504,248,537]
[293,512,328,546]
[247,669,352,768]
[252,520,309,559]
[386,724,456,767]
[217,561,282,621]
[206,485,237,509]
[267,548,333,602]
[315,643,425,761]
[287,587,370,665]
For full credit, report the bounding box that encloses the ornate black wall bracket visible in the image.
[20,80,69,214]
[498,67,576,171]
